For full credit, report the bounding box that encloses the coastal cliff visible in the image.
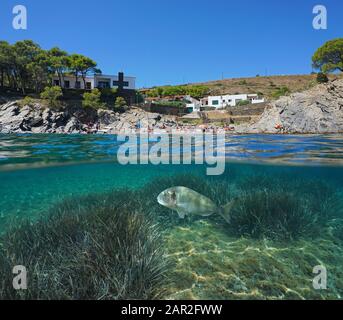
[236,79,343,134]
[1,79,343,134]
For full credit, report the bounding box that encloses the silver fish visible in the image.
[157,186,235,223]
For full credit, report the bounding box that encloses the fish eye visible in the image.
[171,191,176,201]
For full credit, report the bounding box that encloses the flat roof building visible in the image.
[52,72,136,91]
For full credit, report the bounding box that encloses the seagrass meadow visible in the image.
[0,133,343,300]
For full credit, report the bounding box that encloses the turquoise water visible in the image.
[1,133,343,299]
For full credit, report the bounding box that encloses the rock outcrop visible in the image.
[100,109,177,134]
[237,79,343,134]
[0,99,178,134]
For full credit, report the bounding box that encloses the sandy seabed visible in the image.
[163,219,343,300]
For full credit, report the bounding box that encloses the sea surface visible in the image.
[0,133,343,300]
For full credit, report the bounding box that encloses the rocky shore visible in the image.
[1,79,343,134]
[236,79,343,134]
[0,101,178,134]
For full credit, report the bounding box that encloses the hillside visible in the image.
[143,74,343,100]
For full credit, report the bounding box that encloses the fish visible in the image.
[157,186,236,223]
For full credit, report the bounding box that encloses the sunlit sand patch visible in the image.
[162,219,343,300]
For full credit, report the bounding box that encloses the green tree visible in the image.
[0,40,100,95]
[0,40,49,92]
[40,86,63,107]
[312,39,343,73]
[68,54,100,89]
[0,41,12,88]
[47,47,69,88]
[68,54,82,88]
[27,50,50,93]
[12,40,44,94]
[82,88,105,109]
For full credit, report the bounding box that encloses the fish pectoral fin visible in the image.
[219,198,238,224]
[201,212,214,217]
[176,210,187,219]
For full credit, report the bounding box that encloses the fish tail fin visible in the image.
[218,198,238,224]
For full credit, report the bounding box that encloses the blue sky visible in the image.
[0,0,342,87]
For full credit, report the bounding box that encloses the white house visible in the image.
[52,72,136,90]
[203,94,264,109]
[184,95,202,112]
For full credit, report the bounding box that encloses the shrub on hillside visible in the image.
[272,86,290,99]
[18,96,35,108]
[316,72,329,84]
[114,96,127,109]
[40,86,63,108]
[185,85,210,99]
[99,88,117,99]
[146,85,209,99]
[236,100,250,106]
[82,88,106,109]
[152,100,184,108]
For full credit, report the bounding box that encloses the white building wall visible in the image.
[185,95,202,112]
[186,103,201,112]
[52,76,95,89]
[52,74,136,90]
[207,94,264,109]
[125,77,135,90]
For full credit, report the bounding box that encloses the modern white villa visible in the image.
[52,72,136,90]
[186,93,265,112]
[203,94,265,109]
